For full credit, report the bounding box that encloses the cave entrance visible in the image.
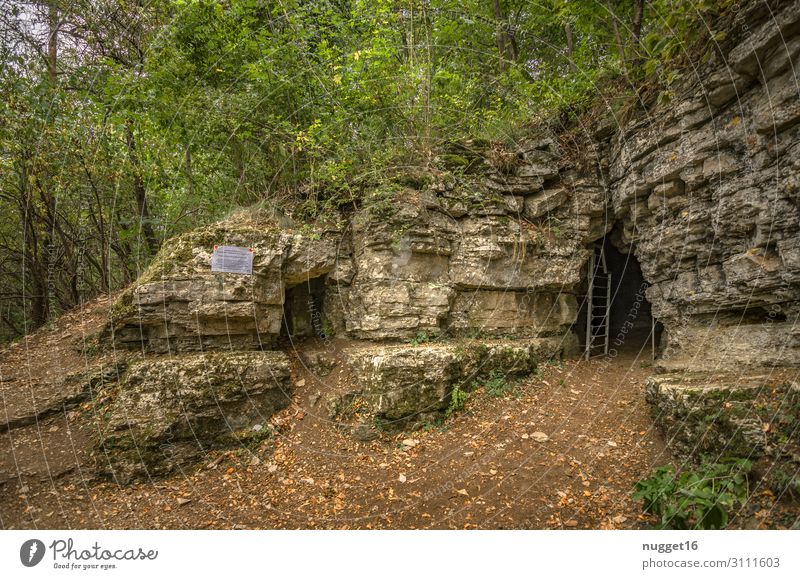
[282,276,327,339]
[577,236,661,358]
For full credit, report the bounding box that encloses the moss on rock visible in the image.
[95,351,292,483]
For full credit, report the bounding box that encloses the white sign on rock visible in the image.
[211,245,254,275]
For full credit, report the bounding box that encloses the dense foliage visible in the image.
[0,0,733,339]
[634,458,752,529]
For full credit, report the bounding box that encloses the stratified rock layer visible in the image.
[96,351,292,482]
[110,220,340,353]
[345,336,576,423]
[604,1,800,372]
[604,1,800,465]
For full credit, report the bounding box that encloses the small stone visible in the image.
[295,378,306,388]
[352,423,380,442]
[398,473,407,483]
[531,432,549,443]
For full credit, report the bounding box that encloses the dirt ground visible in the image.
[0,297,796,529]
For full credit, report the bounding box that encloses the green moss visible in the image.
[108,288,136,321]
[392,169,435,190]
[436,154,471,170]
[135,222,281,286]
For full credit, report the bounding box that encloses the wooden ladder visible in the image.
[585,244,611,359]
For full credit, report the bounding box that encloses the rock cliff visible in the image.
[94,0,799,481]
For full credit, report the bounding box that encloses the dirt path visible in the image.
[1,325,676,529]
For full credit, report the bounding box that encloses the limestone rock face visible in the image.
[348,345,461,421]
[447,290,577,338]
[110,220,340,352]
[590,1,800,468]
[599,0,800,373]
[337,159,586,340]
[345,336,576,423]
[97,351,292,482]
[645,374,797,458]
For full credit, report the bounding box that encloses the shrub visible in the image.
[484,370,511,397]
[633,458,752,529]
[446,383,469,418]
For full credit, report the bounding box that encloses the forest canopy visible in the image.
[0,0,732,339]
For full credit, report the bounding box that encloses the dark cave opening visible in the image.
[575,236,663,356]
[281,276,327,340]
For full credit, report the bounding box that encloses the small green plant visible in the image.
[767,465,800,500]
[633,458,752,529]
[322,320,336,338]
[484,370,511,397]
[446,383,469,417]
[364,182,402,220]
[409,330,431,346]
[544,215,564,238]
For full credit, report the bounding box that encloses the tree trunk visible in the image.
[125,120,159,256]
[606,0,630,83]
[492,0,518,70]
[47,1,58,84]
[565,22,577,72]
[631,0,646,68]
